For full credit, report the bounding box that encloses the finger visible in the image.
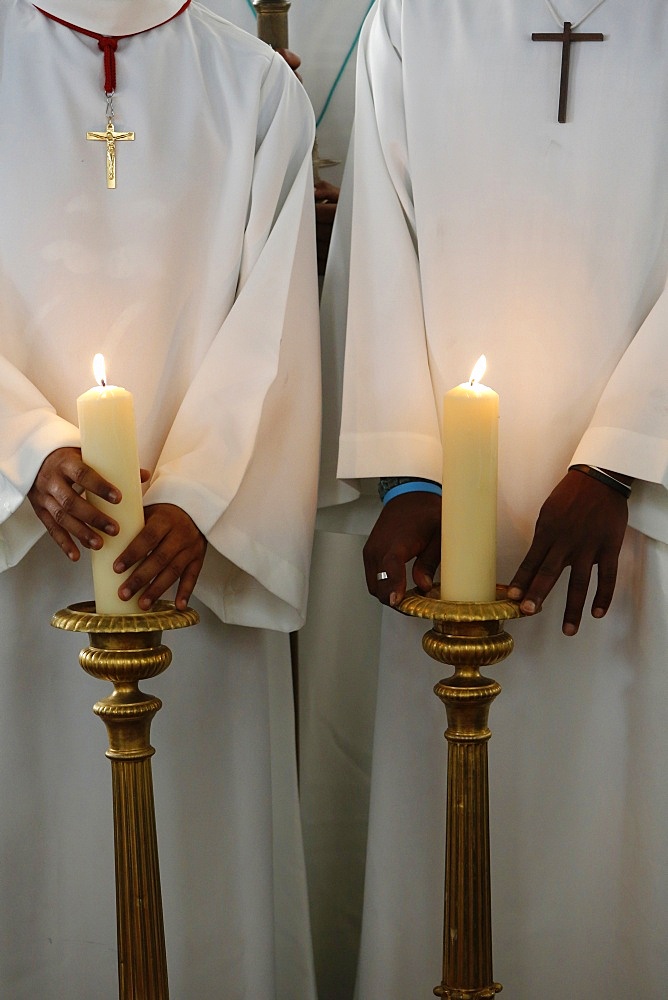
[174,558,204,611]
[413,533,441,593]
[42,493,111,549]
[277,47,302,73]
[378,553,408,607]
[135,562,183,610]
[562,561,595,636]
[114,520,167,575]
[507,535,552,603]
[363,534,405,602]
[72,463,121,505]
[591,550,619,620]
[362,540,381,594]
[364,540,412,602]
[44,470,119,533]
[314,180,340,203]
[118,539,180,601]
[38,507,81,561]
[133,544,203,610]
[514,550,569,617]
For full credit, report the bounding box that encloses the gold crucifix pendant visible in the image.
[87,117,135,189]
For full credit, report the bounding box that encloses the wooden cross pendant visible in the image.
[86,118,135,189]
[532,21,604,123]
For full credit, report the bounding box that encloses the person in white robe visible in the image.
[214,5,385,998]
[332,0,668,997]
[0,1,321,997]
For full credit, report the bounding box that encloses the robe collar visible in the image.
[30,0,189,37]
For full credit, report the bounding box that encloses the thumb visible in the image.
[412,534,441,594]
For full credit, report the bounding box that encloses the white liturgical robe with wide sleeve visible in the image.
[334,0,668,997]
[0,1,320,996]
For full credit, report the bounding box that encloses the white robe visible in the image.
[0,0,320,996]
[335,0,668,996]
[214,0,374,185]
[214,6,386,998]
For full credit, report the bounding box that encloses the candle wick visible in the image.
[101,379,106,387]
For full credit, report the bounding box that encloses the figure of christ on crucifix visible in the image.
[532,20,604,122]
[86,117,135,188]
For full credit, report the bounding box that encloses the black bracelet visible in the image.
[568,464,632,499]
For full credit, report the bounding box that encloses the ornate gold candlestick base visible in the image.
[398,586,524,1000]
[52,601,199,1000]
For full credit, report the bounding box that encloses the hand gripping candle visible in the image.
[77,354,145,614]
[441,355,499,602]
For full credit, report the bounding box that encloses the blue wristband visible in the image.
[382,481,443,505]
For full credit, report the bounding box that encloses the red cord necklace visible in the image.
[34,2,192,188]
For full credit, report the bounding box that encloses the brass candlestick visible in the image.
[398,586,525,1000]
[253,0,291,50]
[51,601,199,1000]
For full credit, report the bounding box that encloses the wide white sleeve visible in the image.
[0,360,81,571]
[571,281,668,543]
[336,0,442,484]
[143,58,321,630]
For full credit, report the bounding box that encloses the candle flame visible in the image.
[469,355,487,387]
[93,353,107,388]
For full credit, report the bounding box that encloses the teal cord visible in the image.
[315,1,374,127]
[243,1,375,127]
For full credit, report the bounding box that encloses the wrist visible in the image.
[602,468,634,487]
[568,464,632,499]
[378,477,442,504]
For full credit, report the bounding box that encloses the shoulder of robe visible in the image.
[189,1,275,65]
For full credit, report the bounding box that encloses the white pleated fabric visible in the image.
[0,0,320,996]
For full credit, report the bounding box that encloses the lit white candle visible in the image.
[77,354,145,614]
[441,355,498,602]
